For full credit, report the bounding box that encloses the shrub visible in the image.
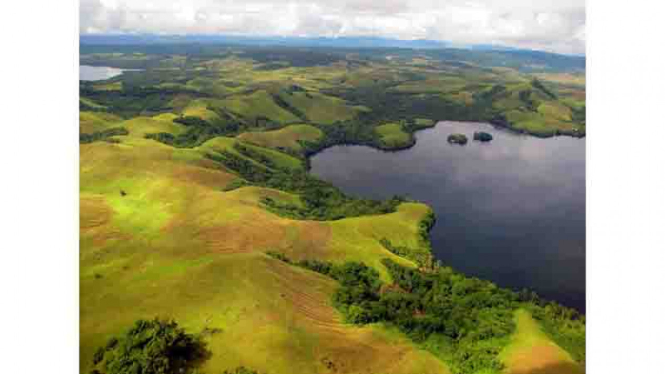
[447,133,468,145]
[80,127,129,144]
[472,132,493,142]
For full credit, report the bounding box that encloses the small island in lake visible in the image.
[473,131,493,142]
[447,133,468,145]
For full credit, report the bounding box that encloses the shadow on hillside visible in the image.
[187,340,213,373]
[523,361,586,374]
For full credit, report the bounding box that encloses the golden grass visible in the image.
[376,123,412,148]
[220,90,301,123]
[533,73,586,86]
[79,111,123,133]
[183,99,222,123]
[537,102,573,122]
[499,310,584,374]
[279,91,362,124]
[120,115,187,138]
[94,81,122,91]
[80,97,107,110]
[80,135,445,374]
[505,110,576,135]
[238,124,323,151]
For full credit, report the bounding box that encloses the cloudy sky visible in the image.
[80,0,586,55]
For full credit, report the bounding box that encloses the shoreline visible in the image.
[303,118,585,164]
[304,121,586,314]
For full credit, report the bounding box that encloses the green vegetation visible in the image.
[205,143,405,220]
[447,133,468,145]
[81,46,584,144]
[80,127,129,144]
[375,123,413,149]
[220,90,302,124]
[529,301,586,364]
[238,124,323,153]
[145,115,243,147]
[276,90,364,124]
[80,45,585,374]
[80,111,122,133]
[499,310,584,374]
[80,136,449,374]
[473,132,493,142]
[268,253,585,374]
[90,318,209,374]
[379,238,432,268]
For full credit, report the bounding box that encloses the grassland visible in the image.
[375,123,412,149]
[499,310,585,374]
[80,47,584,140]
[79,111,123,133]
[238,124,323,152]
[122,114,187,138]
[80,97,108,110]
[277,90,366,124]
[80,46,585,374]
[220,90,302,124]
[182,99,223,123]
[80,134,443,374]
[80,130,583,374]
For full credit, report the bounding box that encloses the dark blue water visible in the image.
[79,65,127,81]
[311,121,586,312]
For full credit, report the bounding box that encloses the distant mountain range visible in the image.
[79,34,563,56]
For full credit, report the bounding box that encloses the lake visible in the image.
[80,65,130,81]
[310,121,586,312]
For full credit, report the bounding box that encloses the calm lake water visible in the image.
[79,65,127,81]
[311,121,586,312]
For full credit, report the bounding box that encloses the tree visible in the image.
[91,318,210,374]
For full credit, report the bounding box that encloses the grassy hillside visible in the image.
[79,111,122,133]
[80,135,446,374]
[220,90,302,124]
[80,48,585,142]
[238,124,323,152]
[276,90,366,124]
[499,310,584,374]
[80,46,585,374]
[375,123,412,149]
[80,132,585,374]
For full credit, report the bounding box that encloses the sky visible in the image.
[80,0,586,55]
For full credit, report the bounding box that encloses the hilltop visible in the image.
[80,45,585,374]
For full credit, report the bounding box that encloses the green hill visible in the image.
[80,47,585,374]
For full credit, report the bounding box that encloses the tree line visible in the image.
[80,127,129,144]
[205,143,405,221]
[267,251,585,374]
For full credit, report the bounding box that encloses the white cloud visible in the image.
[80,0,586,54]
